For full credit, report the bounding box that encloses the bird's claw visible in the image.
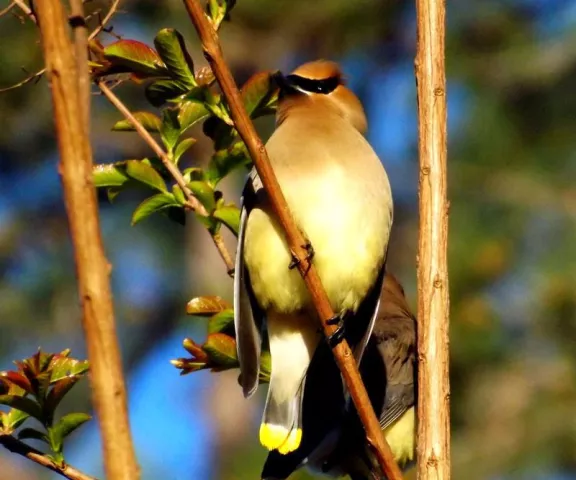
[288,242,315,271]
[326,314,346,348]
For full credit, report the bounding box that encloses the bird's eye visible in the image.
[285,75,340,95]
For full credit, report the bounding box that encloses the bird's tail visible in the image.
[260,379,305,454]
[259,312,320,454]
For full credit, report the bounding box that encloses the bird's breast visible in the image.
[243,165,392,315]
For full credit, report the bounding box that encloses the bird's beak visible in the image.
[271,71,297,94]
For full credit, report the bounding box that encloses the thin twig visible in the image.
[13,0,34,22]
[415,0,450,479]
[2,0,120,94]
[0,435,98,480]
[181,1,404,478]
[97,80,236,275]
[34,2,139,480]
[0,2,16,18]
[88,0,121,41]
[0,68,45,93]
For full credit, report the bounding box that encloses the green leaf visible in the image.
[182,167,205,183]
[213,205,241,236]
[0,395,43,421]
[207,309,235,334]
[153,29,196,89]
[188,181,216,212]
[125,160,167,192]
[145,80,189,107]
[52,413,91,446]
[160,109,181,153]
[178,101,210,133]
[49,356,89,383]
[4,409,30,432]
[93,163,129,188]
[112,112,161,132]
[107,188,121,202]
[203,333,238,368]
[206,142,250,185]
[103,40,166,77]
[172,185,186,205]
[241,71,276,117]
[208,0,237,29]
[173,138,197,165]
[186,296,231,316]
[18,427,48,443]
[131,193,179,225]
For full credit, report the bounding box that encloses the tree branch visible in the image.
[0,435,98,480]
[181,1,403,478]
[96,80,236,275]
[414,0,450,479]
[34,2,139,480]
[70,0,90,133]
[88,0,121,41]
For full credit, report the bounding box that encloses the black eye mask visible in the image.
[283,74,341,95]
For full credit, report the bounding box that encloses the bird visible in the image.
[261,272,418,480]
[234,59,393,456]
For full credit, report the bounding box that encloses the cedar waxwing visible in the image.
[234,60,393,455]
[261,273,417,480]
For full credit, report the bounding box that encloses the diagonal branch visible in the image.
[181,1,404,478]
[96,80,236,275]
[34,2,139,479]
[0,435,98,480]
[415,0,451,478]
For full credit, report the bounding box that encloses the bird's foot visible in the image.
[326,314,346,348]
[288,242,315,271]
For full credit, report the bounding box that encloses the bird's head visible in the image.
[272,60,367,134]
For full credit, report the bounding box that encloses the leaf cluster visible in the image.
[0,349,90,466]
[172,295,271,384]
[91,19,277,234]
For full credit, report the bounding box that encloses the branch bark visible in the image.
[181,1,403,478]
[34,2,139,480]
[415,0,451,479]
[0,435,98,480]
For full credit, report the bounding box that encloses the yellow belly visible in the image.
[243,168,391,314]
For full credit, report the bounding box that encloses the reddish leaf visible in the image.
[104,40,166,76]
[186,296,231,316]
[182,338,208,361]
[45,376,81,413]
[203,333,238,369]
[0,371,32,394]
[195,66,215,86]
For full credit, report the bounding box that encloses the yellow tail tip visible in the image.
[277,428,302,454]
[259,424,302,454]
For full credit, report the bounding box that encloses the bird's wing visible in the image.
[376,313,416,431]
[234,168,265,398]
[379,384,414,431]
[352,262,387,365]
